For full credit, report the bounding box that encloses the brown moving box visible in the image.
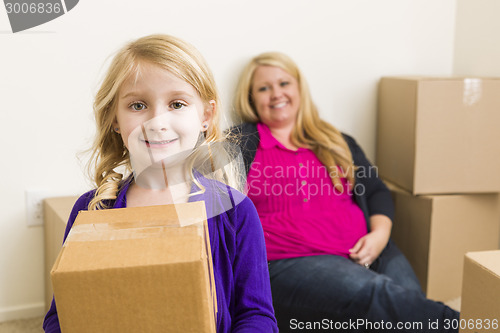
[51,202,216,333]
[387,181,500,302]
[44,196,78,311]
[376,76,500,195]
[460,251,500,333]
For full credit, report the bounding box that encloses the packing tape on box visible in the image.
[463,78,482,106]
[65,222,205,243]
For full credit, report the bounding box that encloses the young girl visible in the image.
[43,34,278,333]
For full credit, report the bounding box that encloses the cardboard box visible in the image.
[51,202,216,333]
[376,76,500,195]
[388,181,500,302]
[460,251,500,333]
[44,196,78,311]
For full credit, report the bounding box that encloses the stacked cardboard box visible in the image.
[376,77,500,302]
[459,250,500,333]
[386,181,499,301]
[43,196,78,311]
[49,201,216,333]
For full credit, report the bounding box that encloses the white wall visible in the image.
[0,0,457,321]
[454,0,500,76]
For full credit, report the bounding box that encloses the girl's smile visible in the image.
[142,137,179,148]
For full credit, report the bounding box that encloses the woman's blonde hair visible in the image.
[234,52,355,191]
[88,34,242,210]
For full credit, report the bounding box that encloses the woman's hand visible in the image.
[349,214,392,267]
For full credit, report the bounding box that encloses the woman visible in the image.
[230,52,459,332]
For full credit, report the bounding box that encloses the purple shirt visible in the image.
[43,174,278,333]
[247,123,367,261]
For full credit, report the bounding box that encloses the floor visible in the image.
[0,316,44,333]
[0,298,461,332]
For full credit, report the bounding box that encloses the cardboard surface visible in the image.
[388,181,500,302]
[51,202,216,333]
[460,251,500,332]
[377,76,500,195]
[43,196,78,311]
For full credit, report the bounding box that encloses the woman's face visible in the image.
[251,65,300,129]
[113,61,212,174]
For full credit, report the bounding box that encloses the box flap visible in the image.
[71,201,207,227]
[465,251,500,278]
[54,202,209,272]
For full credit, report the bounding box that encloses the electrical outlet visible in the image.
[25,189,49,226]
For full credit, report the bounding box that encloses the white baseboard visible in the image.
[0,302,45,323]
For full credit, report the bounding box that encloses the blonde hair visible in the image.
[88,34,242,210]
[234,52,355,191]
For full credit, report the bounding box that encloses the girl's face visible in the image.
[114,62,213,173]
[251,65,300,129]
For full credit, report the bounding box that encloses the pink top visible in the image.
[247,123,368,261]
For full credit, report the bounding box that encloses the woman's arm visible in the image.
[343,134,394,220]
[349,214,392,266]
[230,195,278,333]
[343,134,393,266]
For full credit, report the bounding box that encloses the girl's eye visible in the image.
[280,81,290,87]
[130,102,146,111]
[257,86,268,92]
[171,101,186,110]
